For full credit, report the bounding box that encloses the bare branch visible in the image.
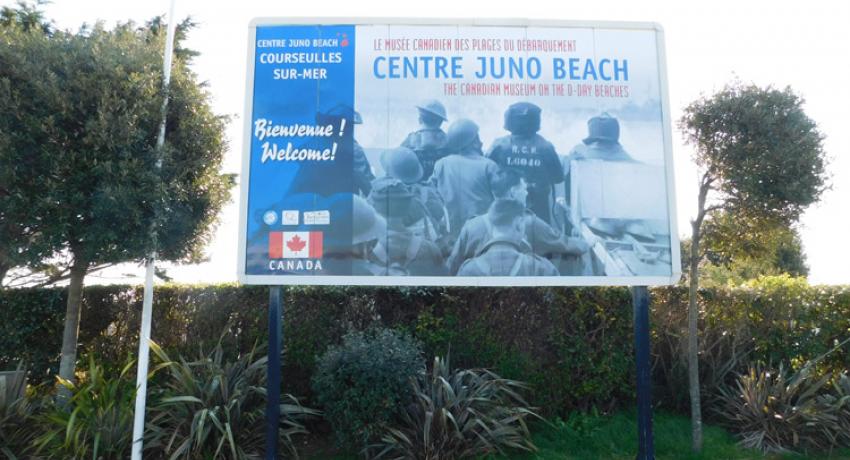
[3,262,117,288]
[703,204,724,214]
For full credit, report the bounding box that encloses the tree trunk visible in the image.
[688,181,710,452]
[0,249,10,288]
[57,256,87,403]
[688,220,703,452]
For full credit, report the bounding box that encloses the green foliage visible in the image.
[694,211,809,287]
[0,17,232,268]
[0,284,269,384]
[501,409,832,460]
[652,282,850,416]
[0,397,36,459]
[715,364,849,453]
[312,328,424,450]
[34,357,137,459]
[0,9,232,387]
[826,373,850,446]
[0,288,68,379]
[680,81,827,224]
[0,0,53,285]
[411,287,635,414]
[0,365,38,459]
[372,355,539,459]
[651,281,850,412]
[2,281,848,421]
[146,340,317,459]
[736,277,849,372]
[679,81,829,449]
[0,284,634,417]
[0,1,51,34]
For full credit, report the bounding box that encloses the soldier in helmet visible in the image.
[401,100,449,181]
[371,147,450,251]
[561,112,635,206]
[368,180,446,276]
[431,118,500,243]
[317,194,387,275]
[558,113,640,275]
[372,147,425,194]
[448,168,589,275]
[457,199,559,276]
[487,102,564,226]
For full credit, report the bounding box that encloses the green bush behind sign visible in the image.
[1,278,847,415]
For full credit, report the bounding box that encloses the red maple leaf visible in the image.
[286,235,306,252]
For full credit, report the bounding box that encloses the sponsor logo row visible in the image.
[263,209,330,226]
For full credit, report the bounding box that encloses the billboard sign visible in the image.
[238,18,680,286]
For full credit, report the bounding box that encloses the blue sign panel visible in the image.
[244,25,356,277]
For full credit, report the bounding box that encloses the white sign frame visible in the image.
[237,17,681,286]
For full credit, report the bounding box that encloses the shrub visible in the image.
[714,363,847,453]
[0,284,270,386]
[146,340,317,459]
[651,281,850,411]
[822,372,850,447]
[408,287,635,414]
[3,281,848,418]
[0,287,78,382]
[312,328,424,450]
[34,357,137,459]
[0,365,38,459]
[371,355,539,460]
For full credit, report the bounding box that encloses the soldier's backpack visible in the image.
[403,129,447,179]
[371,236,425,276]
[473,252,525,276]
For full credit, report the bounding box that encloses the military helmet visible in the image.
[446,118,480,152]
[351,195,386,244]
[368,180,415,219]
[504,102,541,135]
[380,147,423,184]
[583,112,620,145]
[415,99,448,121]
[318,194,386,250]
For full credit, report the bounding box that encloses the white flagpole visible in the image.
[131,1,177,458]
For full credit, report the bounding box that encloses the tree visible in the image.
[678,82,827,451]
[680,211,809,287]
[699,211,808,284]
[0,1,52,287]
[0,18,233,390]
[0,1,51,34]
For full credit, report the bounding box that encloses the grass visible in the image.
[501,409,850,460]
[305,409,850,459]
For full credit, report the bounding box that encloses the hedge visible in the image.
[652,277,850,411]
[1,277,848,416]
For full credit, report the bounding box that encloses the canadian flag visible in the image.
[269,232,323,259]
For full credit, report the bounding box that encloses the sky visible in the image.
[5,0,849,285]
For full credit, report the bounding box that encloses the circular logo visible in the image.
[263,210,278,225]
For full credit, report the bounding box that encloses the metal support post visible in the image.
[632,286,655,460]
[266,286,283,459]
